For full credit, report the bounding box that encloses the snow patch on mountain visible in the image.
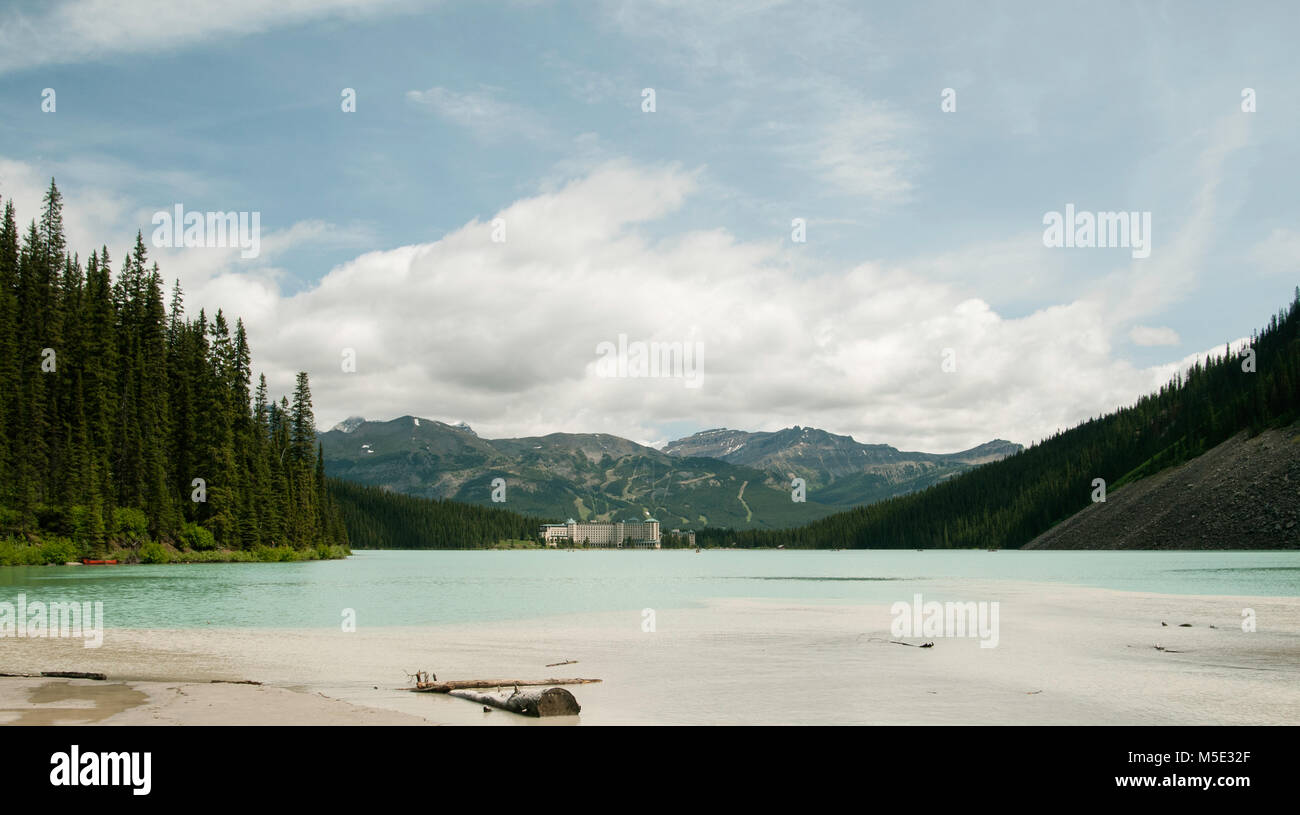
[332,416,365,434]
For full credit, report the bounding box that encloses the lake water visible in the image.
[1,549,1297,629]
[4,550,1299,724]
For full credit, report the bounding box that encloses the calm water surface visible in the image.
[1,549,1296,629]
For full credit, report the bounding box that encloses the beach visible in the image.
[0,677,432,725]
[3,580,1297,725]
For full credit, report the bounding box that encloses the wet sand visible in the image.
[0,677,434,725]
[2,581,1298,725]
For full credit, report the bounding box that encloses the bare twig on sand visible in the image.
[546,659,578,667]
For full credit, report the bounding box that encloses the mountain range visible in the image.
[319,418,1021,530]
[664,427,1021,506]
[325,291,1298,549]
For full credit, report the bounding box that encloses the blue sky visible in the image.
[1,0,1297,450]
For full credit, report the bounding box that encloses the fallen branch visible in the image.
[449,687,581,717]
[546,659,578,668]
[211,679,263,686]
[412,677,601,693]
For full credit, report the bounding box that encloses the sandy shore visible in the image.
[0,677,434,725]
[2,580,1298,725]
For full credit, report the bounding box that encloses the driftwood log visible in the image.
[413,677,600,693]
[449,687,581,717]
[41,671,107,680]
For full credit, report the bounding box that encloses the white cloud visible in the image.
[1086,114,1252,326]
[174,161,1202,453]
[0,157,132,258]
[0,157,1245,454]
[407,86,551,142]
[599,0,916,206]
[809,98,915,200]
[1148,337,1253,386]
[0,0,421,74]
[909,233,1069,307]
[1128,325,1180,346]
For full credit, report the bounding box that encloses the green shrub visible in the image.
[169,548,255,563]
[138,541,171,564]
[0,537,42,566]
[37,537,79,565]
[113,507,149,540]
[178,522,218,551]
[254,548,296,561]
[250,545,313,562]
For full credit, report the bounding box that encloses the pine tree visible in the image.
[0,198,19,508]
[0,181,348,556]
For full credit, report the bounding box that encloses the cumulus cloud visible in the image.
[0,158,133,255]
[3,156,1235,453]
[153,161,1211,453]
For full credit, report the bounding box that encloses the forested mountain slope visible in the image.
[1024,422,1299,549]
[698,290,1300,549]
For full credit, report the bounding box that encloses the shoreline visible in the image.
[1,537,351,567]
[2,581,1297,725]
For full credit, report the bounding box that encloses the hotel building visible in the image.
[541,518,661,549]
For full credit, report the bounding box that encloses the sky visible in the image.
[0,0,1297,452]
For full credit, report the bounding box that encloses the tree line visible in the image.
[699,289,1300,549]
[329,478,545,548]
[0,180,348,560]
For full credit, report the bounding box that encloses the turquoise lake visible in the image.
[1,549,1296,629]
